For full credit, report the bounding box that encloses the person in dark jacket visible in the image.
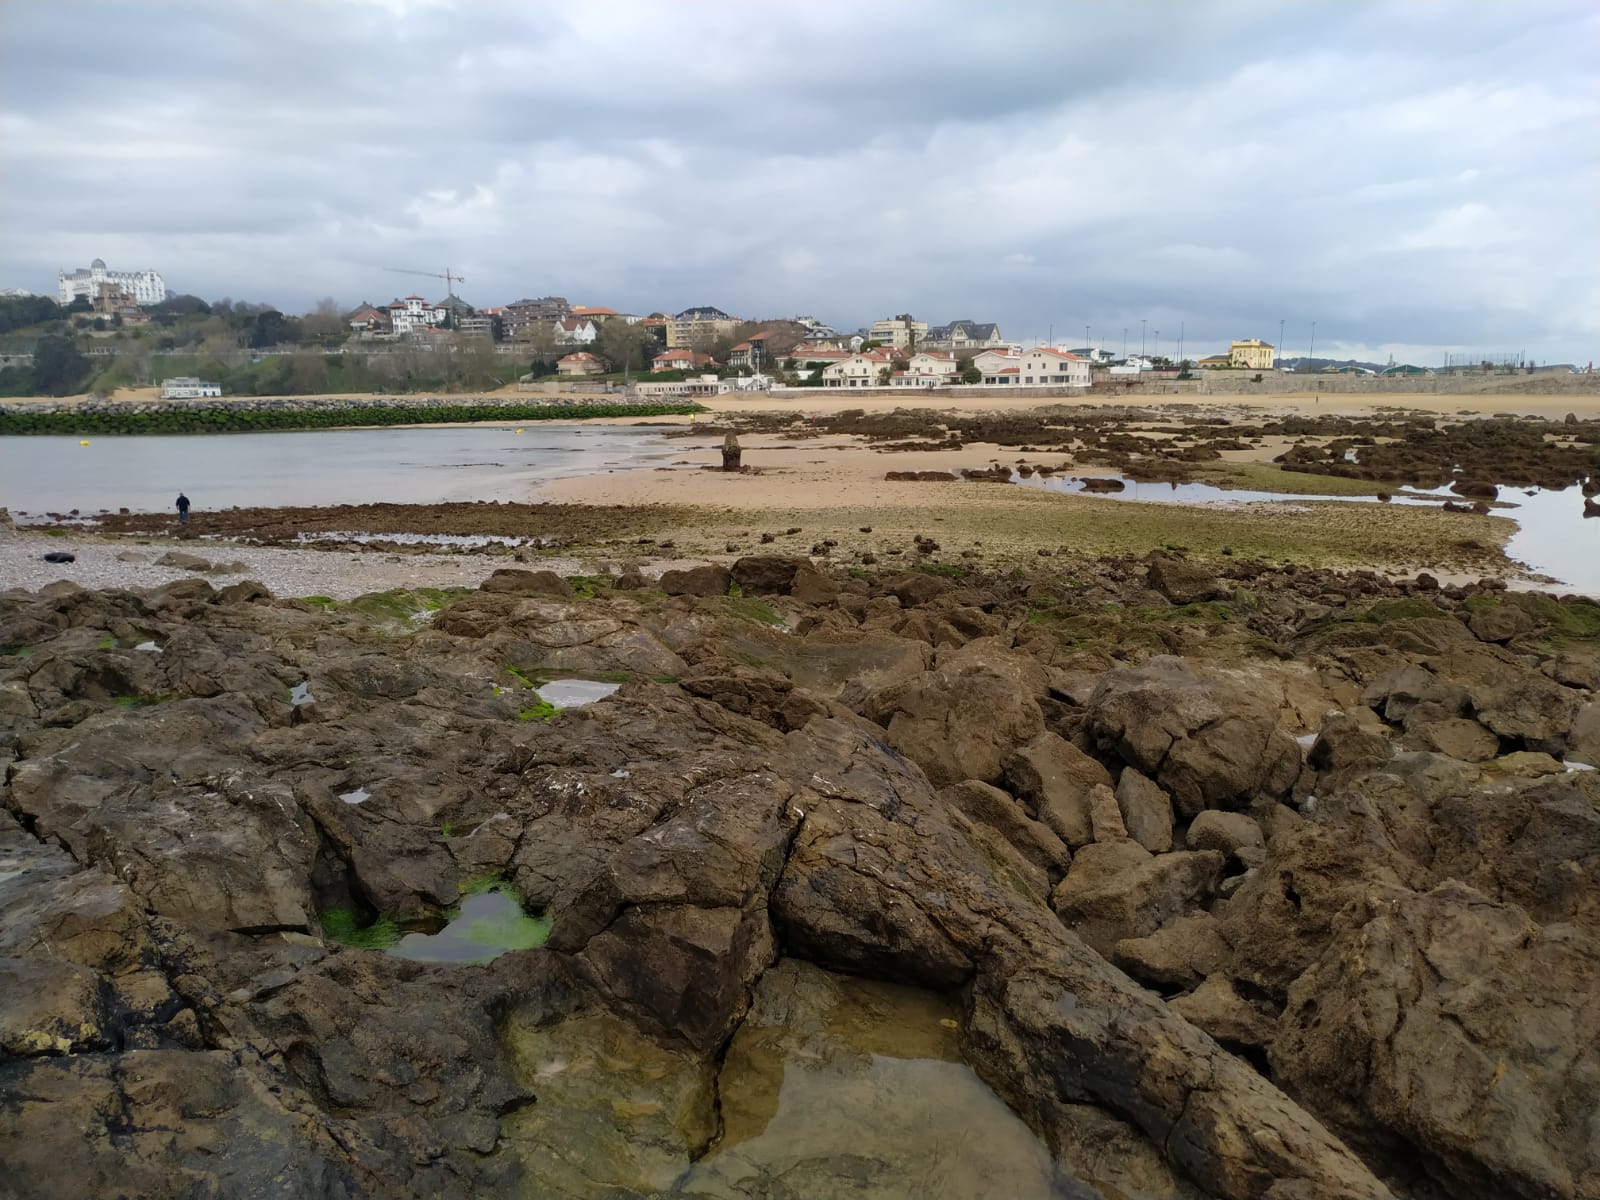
[176,493,191,525]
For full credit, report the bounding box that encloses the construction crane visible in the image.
[382,265,466,297]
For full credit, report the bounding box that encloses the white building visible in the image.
[978,348,1090,387]
[891,350,959,387]
[161,377,222,399]
[822,351,897,388]
[554,317,599,345]
[58,259,167,307]
[386,295,447,335]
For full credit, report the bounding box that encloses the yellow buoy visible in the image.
[515,428,524,434]
[79,439,90,446]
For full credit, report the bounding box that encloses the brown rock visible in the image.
[1169,974,1278,1049]
[1308,711,1392,772]
[1409,716,1501,762]
[657,564,732,597]
[941,780,1072,881]
[729,555,807,594]
[1002,731,1113,848]
[1147,555,1223,604]
[1115,767,1174,852]
[884,655,1045,788]
[479,567,574,598]
[1051,839,1225,956]
[1187,810,1266,870]
[1113,912,1231,991]
[1088,657,1301,816]
[1467,602,1536,644]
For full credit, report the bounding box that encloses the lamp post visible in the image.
[1178,321,1184,366]
[1279,318,1285,364]
[1309,321,1317,365]
[1141,318,1147,358]
[1154,331,1160,360]
[1123,328,1128,357]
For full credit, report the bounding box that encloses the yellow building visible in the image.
[1229,339,1276,369]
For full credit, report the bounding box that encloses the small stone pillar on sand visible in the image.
[721,432,743,472]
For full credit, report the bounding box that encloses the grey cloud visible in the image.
[1,0,1595,363]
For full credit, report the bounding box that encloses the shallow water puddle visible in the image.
[337,786,370,805]
[388,887,551,964]
[289,681,315,706]
[500,959,1087,1199]
[133,641,162,653]
[536,679,622,708]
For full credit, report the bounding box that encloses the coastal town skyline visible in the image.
[1,1,1596,365]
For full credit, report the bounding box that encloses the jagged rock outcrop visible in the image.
[3,563,1596,1200]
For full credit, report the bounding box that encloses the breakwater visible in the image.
[0,395,701,435]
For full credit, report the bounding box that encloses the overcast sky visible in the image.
[1,0,1595,363]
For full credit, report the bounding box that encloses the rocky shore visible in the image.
[2,551,1596,1199]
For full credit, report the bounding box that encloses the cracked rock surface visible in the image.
[2,558,1597,1198]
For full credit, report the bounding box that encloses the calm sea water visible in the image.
[0,425,688,515]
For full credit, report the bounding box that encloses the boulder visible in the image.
[878,571,951,608]
[658,564,732,597]
[1186,810,1266,870]
[1088,657,1301,816]
[479,568,573,598]
[1112,912,1231,991]
[789,563,840,606]
[1466,602,1537,644]
[1147,556,1222,604]
[1408,716,1500,762]
[1569,700,1600,767]
[730,555,808,594]
[1050,839,1225,956]
[941,780,1072,881]
[1002,731,1113,847]
[155,550,212,571]
[1308,711,1391,772]
[1115,767,1174,852]
[884,655,1045,788]
[1272,882,1600,1200]
[1168,974,1278,1050]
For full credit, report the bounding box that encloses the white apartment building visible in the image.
[866,314,928,351]
[386,295,447,335]
[58,259,167,307]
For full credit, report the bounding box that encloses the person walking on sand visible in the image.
[176,492,191,525]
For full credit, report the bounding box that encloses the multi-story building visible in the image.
[1229,339,1275,370]
[502,296,572,340]
[726,330,801,371]
[666,306,741,349]
[923,320,1006,354]
[866,314,927,352]
[58,258,166,307]
[386,295,447,335]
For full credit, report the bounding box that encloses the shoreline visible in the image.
[7,391,1597,596]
